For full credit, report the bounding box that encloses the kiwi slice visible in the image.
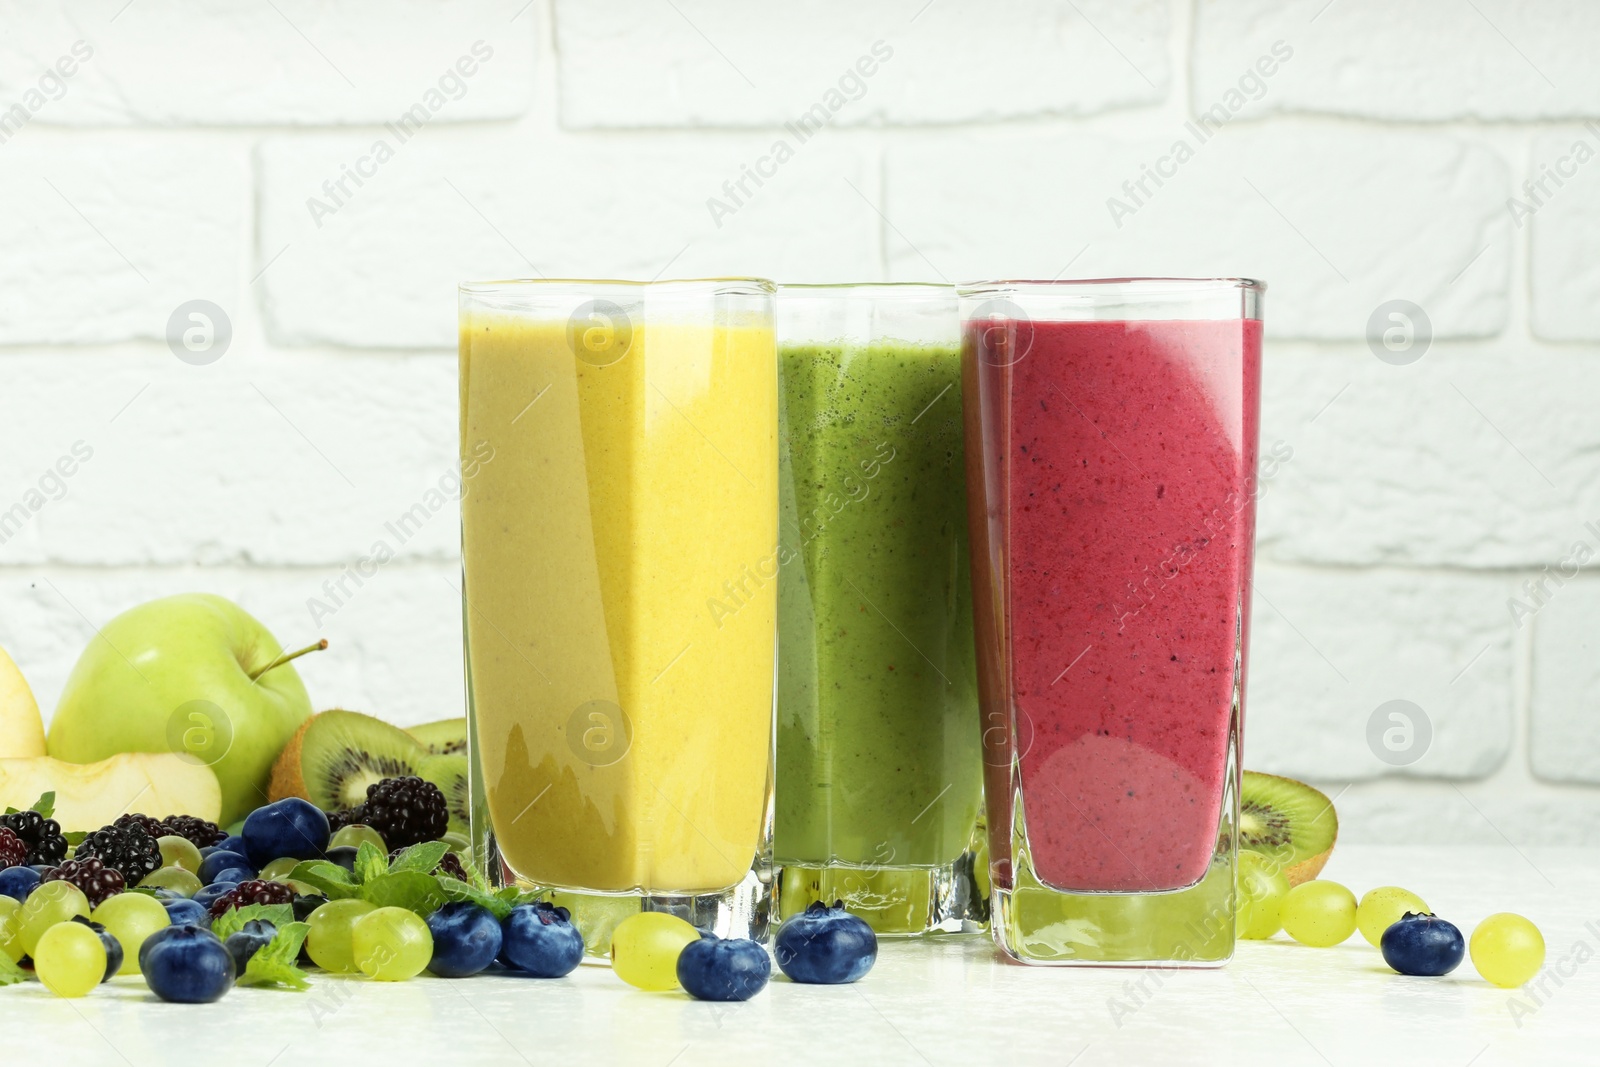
[270,709,428,811]
[420,753,469,837]
[407,717,468,756]
[1239,770,1338,886]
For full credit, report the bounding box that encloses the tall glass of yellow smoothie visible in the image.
[458,278,778,951]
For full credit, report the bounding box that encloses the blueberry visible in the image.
[241,798,330,867]
[426,902,503,978]
[774,901,877,984]
[217,834,248,857]
[1381,912,1465,976]
[677,935,771,1001]
[164,898,209,926]
[0,865,41,901]
[142,924,236,1003]
[323,846,359,872]
[192,881,239,911]
[223,919,278,975]
[71,917,123,982]
[499,902,583,978]
[291,893,328,923]
[198,850,253,885]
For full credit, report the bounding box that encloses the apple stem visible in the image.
[250,638,329,681]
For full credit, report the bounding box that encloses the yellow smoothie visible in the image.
[459,308,776,895]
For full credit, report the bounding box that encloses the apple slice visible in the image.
[0,752,221,830]
[0,644,47,759]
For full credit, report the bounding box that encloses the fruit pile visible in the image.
[0,782,878,1004]
[1235,776,1546,987]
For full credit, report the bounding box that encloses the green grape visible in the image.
[140,866,203,897]
[1471,913,1545,988]
[259,857,299,882]
[352,906,434,981]
[20,881,91,957]
[91,892,171,976]
[1356,886,1429,948]
[34,920,106,998]
[284,879,318,896]
[1235,851,1291,940]
[330,824,386,851]
[440,832,471,855]
[157,835,204,874]
[306,899,378,973]
[0,896,23,962]
[609,912,700,990]
[1281,880,1357,947]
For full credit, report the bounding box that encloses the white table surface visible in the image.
[17,845,1597,1066]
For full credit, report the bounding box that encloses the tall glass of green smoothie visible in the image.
[775,283,984,935]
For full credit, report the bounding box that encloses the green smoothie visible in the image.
[775,340,982,895]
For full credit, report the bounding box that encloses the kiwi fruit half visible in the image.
[269,709,427,811]
[420,752,470,837]
[1239,770,1338,886]
[408,717,468,756]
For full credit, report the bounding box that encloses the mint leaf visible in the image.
[354,841,388,884]
[495,885,543,908]
[62,831,88,847]
[30,792,55,821]
[0,951,26,986]
[458,850,491,892]
[437,876,513,920]
[212,902,294,940]
[361,871,445,916]
[388,842,448,876]
[289,861,361,900]
[240,921,311,990]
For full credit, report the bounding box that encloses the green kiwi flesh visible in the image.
[408,718,468,756]
[301,709,428,811]
[1239,770,1338,886]
[420,753,469,837]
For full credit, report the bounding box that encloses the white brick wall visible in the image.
[1,0,1597,842]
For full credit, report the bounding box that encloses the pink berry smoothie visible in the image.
[968,316,1261,894]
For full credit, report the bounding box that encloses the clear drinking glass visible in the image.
[960,278,1264,965]
[774,283,986,935]
[458,278,779,954]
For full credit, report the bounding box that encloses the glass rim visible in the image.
[777,281,954,296]
[958,277,1264,297]
[459,276,775,297]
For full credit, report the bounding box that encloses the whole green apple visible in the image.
[48,594,321,825]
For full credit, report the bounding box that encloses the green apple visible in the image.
[47,593,323,825]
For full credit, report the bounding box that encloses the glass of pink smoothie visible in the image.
[960,278,1263,965]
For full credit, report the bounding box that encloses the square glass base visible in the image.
[778,855,987,937]
[991,854,1236,966]
[526,867,774,960]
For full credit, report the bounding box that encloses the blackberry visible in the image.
[326,806,368,835]
[363,777,447,850]
[158,815,227,848]
[1,810,68,867]
[43,856,125,906]
[75,824,163,884]
[0,827,27,869]
[114,813,167,839]
[207,878,296,919]
[388,847,467,881]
